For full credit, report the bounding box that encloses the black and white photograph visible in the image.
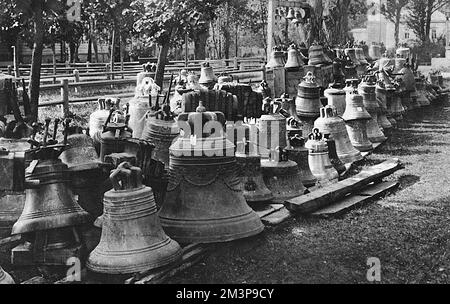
[0,0,450,290]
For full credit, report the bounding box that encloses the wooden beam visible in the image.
[284,158,403,214]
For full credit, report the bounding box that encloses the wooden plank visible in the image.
[126,244,210,284]
[0,234,22,249]
[311,181,400,218]
[284,158,403,214]
[311,195,372,218]
[21,276,51,284]
[254,204,284,219]
[357,181,400,197]
[262,207,292,226]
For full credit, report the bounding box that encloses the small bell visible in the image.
[236,140,274,203]
[358,78,387,143]
[261,147,307,202]
[396,47,411,59]
[295,72,322,118]
[286,8,295,20]
[324,85,346,116]
[99,110,133,162]
[258,98,287,159]
[308,43,327,66]
[285,44,304,70]
[369,44,382,60]
[344,48,360,66]
[266,47,286,69]
[355,47,368,65]
[285,132,317,187]
[199,62,217,89]
[87,163,182,274]
[314,106,363,164]
[305,129,339,183]
[342,90,373,152]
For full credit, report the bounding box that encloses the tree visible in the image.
[406,0,448,44]
[380,0,409,47]
[11,0,65,123]
[132,0,213,87]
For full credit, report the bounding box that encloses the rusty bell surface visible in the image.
[342,90,373,152]
[235,141,274,203]
[159,104,264,243]
[12,159,91,235]
[305,129,339,183]
[87,163,182,274]
[314,105,363,164]
[261,147,307,202]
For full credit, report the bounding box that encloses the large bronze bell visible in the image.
[235,140,274,203]
[376,85,397,127]
[261,147,307,202]
[308,44,327,66]
[369,44,382,60]
[324,85,346,116]
[285,44,304,70]
[0,266,15,284]
[314,106,362,164]
[266,47,286,69]
[305,129,339,183]
[295,72,322,118]
[285,132,317,188]
[87,163,182,274]
[199,62,217,89]
[159,104,264,243]
[140,106,180,168]
[358,78,387,143]
[342,90,373,152]
[258,99,287,159]
[12,158,91,235]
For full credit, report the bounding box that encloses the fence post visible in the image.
[73,69,80,93]
[7,65,13,76]
[60,79,69,117]
[234,57,239,70]
[261,62,266,82]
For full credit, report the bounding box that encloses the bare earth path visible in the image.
[168,100,450,284]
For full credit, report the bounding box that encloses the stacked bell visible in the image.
[0,266,15,284]
[261,146,307,202]
[342,89,373,152]
[87,163,182,274]
[199,62,217,89]
[59,131,107,217]
[305,128,339,183]
[324,83,346,116]
[266,47,286,69]
[295,72,322,136]
[99,110,133,162]
[285,44,304,70]
[369,44,382,61]
[141,105,180,168]
[159,102,264,243]
[314,105,362,164]
[308,44,328,66]
[235,139,274,203]
[358,77,387,143]
[258,99,287,159]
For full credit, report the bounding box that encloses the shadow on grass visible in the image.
[397,174,421,188]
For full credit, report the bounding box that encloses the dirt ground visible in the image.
[1,95,449,284]
[166,100,450,284]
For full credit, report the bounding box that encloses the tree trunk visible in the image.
[193,26,210,60]
[91,18,99,63]
[155,41,170,89]
[110,27,116,80]
[235,24,239,57]
[29,0,45,123]
[425,0,433,43]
